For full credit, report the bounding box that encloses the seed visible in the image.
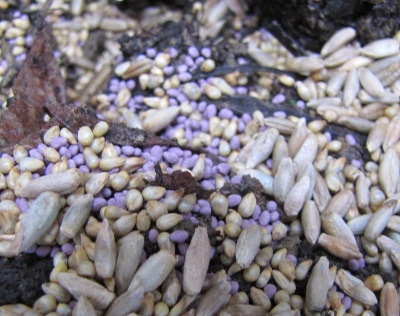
[236,224,262,269]
[60,193,93,239]
[43,125,60,145]
[156,213,182,231]
[130,250,176,292]
[380,282,399,316]
[364,274,384,292]
[305,256,330,312]
[195,280,231,316]
[33,294,57,314]
[318,233,362,260]
[85,172,109,195]
[200,59,215,72]
[72,296,97,316]
[178,194,196,214]
[320,27,356,57]
[95,219,117,279]
[274,157,295,205]
[19,169,81,198]
[301,200,320,245]
[238,192,256,218]
[361,38,400,58]
[143,106,180,133]
[19,157,44,172]
[287,56,324,74]
[142,186,166,201]
[44,147,61,163]
[358,67,385,98]
[324,45,359,68]
[335,269,377,305]
[183,226,211,295]
[14,191,62,254]
[284,175,310,217]
[56,273,115,309]
[99,157,126,171]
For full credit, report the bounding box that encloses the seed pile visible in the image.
[1,0,400,315]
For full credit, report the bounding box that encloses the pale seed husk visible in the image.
[94,219,117,279]
[250,287,271,311]
[380,282,399,316]
[383,114,400,152]
[19,169,81,198]
[313,172,331,212]
[115,232,144,294]
[292,134,318,172]
[183,227,211,295]
[364,200,397,242]
[318,233,362,260]
[273,157,295,205]
[56,272,115,309]
[358,67,385,98]
[130,249,176,292]
[334,269,377,305]
[347,214,372,235]
[235,224,262,269]
[305,256,330,312]
[105,279,145,316]
[343,68,360,107]
[162,271,181,307]
[283,175,310,217]
[72,296,97,316]
[272,270,296,294]
[323,189,354,217]
[321,211,358,247]
[220,304,266,316]
[288,118,307,158]
[195,280,231,316]
[14,191,62,254]
[60,193,93,239]
[379,147,400,198]
[301,200,320,245]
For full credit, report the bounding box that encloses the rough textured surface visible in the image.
[0,254,53,306]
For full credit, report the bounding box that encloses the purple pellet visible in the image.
[351,159,363,169]
[167,88,180,97]
[218,108,234,120]
[148,229,159,243]
[169,98,178,106]
[264,284,277,299]
[178,242,189,256]
[252,205,261,220]
[169,47,178,58]
[92,197,107,211]
[231,175,242,184]
[211,216,218,229]
[229,281,239,294]
[236,86,248,94]
[50,247,61,258]
[237,57,247,64]
[62,243,74,256]
[228,194,242,207]
[101,187,113,198]
[217,163,230,175]
[146,47,156,57]
[24,245,37,254]
[188,46,199,58]
[242,219,250,229]
[79,165,90,173]
[16,197,29,213]
[190,120,200,130]
[170,230,189,243]
[69,144,79,156]
[286,254,298,266]
[195,56,205,65]
[185,55,194,67]
[266,159,273,169]
[184,128,193,140]
[36,246,52,257]
[348,259,360,271]
[126,79,135,90]
[201,47,212,58]
[72,153,85,166]
[342,296,352,311]
[150,145,163,162]
[177,64,188,73]
[358,258,366,269]
[296,100,306,109]
[230,135,241,150]
[37,143,48,154]
[203,166,212,179]
[200,205,212,216]
[210,137,220,148]
[190,216,199,225]
[345,134,357,146]
[163,152,179,164]
[178,72,192,82]
[273,110,287,118]
[121,146,135,156]
[198,101,207,112]
[204,104,217,119]
[134,148,142,156]
[272,93,286,104]
[266,225,273,233]
[45,163,54,175]
[182,155,198,169]
[109,85,119,93]
[50,136,67,149]
[267,200,277,212]
[29,148,43,161]
[67,159,76,169]
[200,119,209,132]
[59,147,71,159]
[211,166,218,177]
[163,65,174,75]
[176,255,185,267]
[134,95,144,103]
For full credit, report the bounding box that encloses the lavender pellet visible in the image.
[264,284,277,299]
[217,163,230,175]
[205,104,217,119]
[45,163,54,175]
[121,145,135,156]
[73,153,85,166]
[345,134,357,146]
[62,243,74,256]
[272,93,286,104]
[188,46,199,58]
[230,281,239,294]
[231,175,242,184]
[92,197,107,211]
[229,135,240,150]
[37,143,48,154]
[24,245,37,254]
[59,147,71,159]
[286,254,297,266]
[29,148,43,160]
[348,259,360,271]
[185,55,194,67]
[342,296,352,311]
[228,194,241,207]
[358,258,366,269]
[50,247,61,258]
[252,205,261,220]
[69,144,79,156]
[267,201,277,212]
[201,47,211,58]
[50,136,67,149]
[148,229,159,243]
[163,65,174,75]
[101,187,112,198]
[211,216,218,229]
[178,242,189,256]
[170,230,189,243]
[67,159,76,169]
[16,197,29,213]
[36,246,52,257]
[218,108,234,120]
[190,217,199,225]
[79,165,90,173]
[200,205,212,216]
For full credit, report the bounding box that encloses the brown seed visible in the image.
[196,280,231,316]
[301,201,320,245]
[364,200,397,241]
[183,227,211,295]
[305,256,330,312]
[318,233,362,260]
[380,282,399,316]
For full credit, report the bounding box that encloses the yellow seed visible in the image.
[44,147,61,163]
[90,137,106,154]
[19,157,44,172]
[83,147,99,169]
[78,126,94,146]
[364,274,384,291]
[243,263,261,283]
[93,121,109,137]
[200,59,216,72]
[13,145,28,163]
[43,126,60,145]
[60,128,77,144]
[0,158,14,174]
[224,222,241,238]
